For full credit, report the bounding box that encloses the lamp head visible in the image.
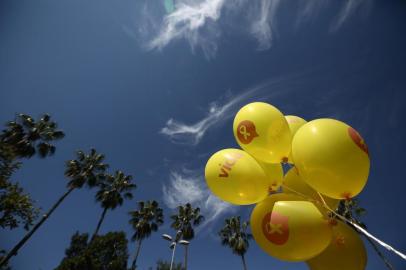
[162,234,172,241]
[179,240,190,246]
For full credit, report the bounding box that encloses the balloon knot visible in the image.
[328,218,338,226]
[341,192,352,200]
[268,186,278,194]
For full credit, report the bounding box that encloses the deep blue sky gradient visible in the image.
[1,1,406,269]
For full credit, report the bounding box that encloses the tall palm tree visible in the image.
[129,200,164,270]
[90,170,135,242]
[170,203,204,270]
[0,149,108,268]
[218,216,252,270]
[0,113,64,232]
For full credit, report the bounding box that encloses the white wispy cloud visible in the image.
[160,74,304,145]
[250,0,281,51]
[330,0,371,31]
[162,169,236,229]
[294,0,327,27]
[159,100,234,145]
[132,0,372,57]
[163,171,207,208]
[203,194,235,225]
[159,82,268,145]
[148,0,226,58]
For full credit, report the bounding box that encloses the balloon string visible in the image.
[281,184,406,261]
[317,191,406,261]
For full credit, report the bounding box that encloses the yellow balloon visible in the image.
[233,102,291,163]
[307,221,367,270]
[285,115,307,164]
[250,194,332,261]
[282,167,340,214]
[257,160,284,192]
[292,119,370,199]
[205,149,269,205]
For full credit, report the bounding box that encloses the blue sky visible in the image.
[1,0,406,269]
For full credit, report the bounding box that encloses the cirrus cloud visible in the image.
[130,0,373,58]
[162,168,237,230]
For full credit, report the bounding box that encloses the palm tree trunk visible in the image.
[90,207,108,243]
[241,254,248,270]
[183,244,188,270]
[130,239,143,270]
[0,187,75,268]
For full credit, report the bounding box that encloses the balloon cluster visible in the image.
[205,102,369,269]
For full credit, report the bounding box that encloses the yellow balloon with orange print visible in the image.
[257,160,284,192]
[205,149,270,205]
[282,167,340,213]
[250,194,332,261]
[233,102,291,163]
[307,220,367,270]
[292,119,370,199]
[285,115,307,164]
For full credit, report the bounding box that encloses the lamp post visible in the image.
[179,240,189,270]
[162,232,190,270]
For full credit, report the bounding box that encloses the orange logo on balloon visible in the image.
[335,235,346,247]
[237,120,259,144]
[218,152,243,178]
[348,127,369,156]
[262,211,289,245]
[287,118,299,123]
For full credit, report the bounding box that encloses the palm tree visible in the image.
[90,170,135,242]
[170,203,204,270]
[218,216,252,270]
[0,149,108,268]
[0,113,64,161]
[129,200,164,270]
[0,249,11,270]
[0,114,65,181]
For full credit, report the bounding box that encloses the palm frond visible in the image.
[218,216,252,256]
[129,200,164,242]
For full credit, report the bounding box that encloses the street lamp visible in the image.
[179,240,189,246]
[162,234,172,241]
[162,233,177,270]
[162,232,189,270]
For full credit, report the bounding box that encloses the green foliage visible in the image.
[95,171,135,210]
[64,149,108,189]
[0,143,21,182]
[219,216,252,256]
[90,170,135,242]
[128,200,163,270]
[0,113,63,231]
[55,231,129,270]
[0,179,39,230]
[0,113,64,161]
[170,203,204,241]
[155,260,184,270]
[336,198,367,229]
[129,200,164,242]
